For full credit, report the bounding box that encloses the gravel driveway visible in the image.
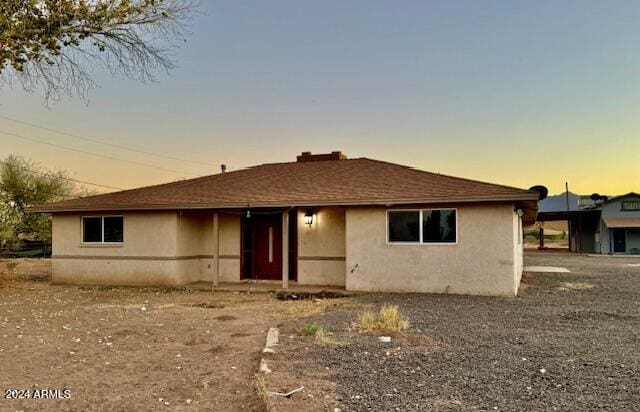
[288,251,640,411]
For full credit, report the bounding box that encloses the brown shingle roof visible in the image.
[32,157,538,212]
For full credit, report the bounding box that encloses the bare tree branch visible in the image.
[0,0,197,104]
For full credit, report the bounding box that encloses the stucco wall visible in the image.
[218,212,241,282]
[51,204,523,293]
[52,211,184,285]
[53,211,178,257]
[177,211,213,283]
[51,258,183,286]
[513,211,523,286]
[296,207,346,286]
[345,204,522,296]
[51,211,241,286]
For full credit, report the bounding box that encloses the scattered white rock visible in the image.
[524,266,570,273]
[264,328,279,350]
[259,359,271,374]
[379,336,392,343]
[540,368,546,374]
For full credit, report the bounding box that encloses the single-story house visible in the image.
[537,192,640,254]
[32,151,539,296]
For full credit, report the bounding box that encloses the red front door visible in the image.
[252,213,282,280]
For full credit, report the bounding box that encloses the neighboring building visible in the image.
[32,152,539,296]
[538,192,640,254]
[598,193,640,254]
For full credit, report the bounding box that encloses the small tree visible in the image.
[0,155,74,253]
[0,0,195,103]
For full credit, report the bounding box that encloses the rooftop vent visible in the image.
[296,151,347,162]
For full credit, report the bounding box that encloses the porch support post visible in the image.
[282,209,289,289]
[212,212,220,289]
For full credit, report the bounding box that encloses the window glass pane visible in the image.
[103,217,123,243]
[82,217,102,243]
[422,209,456,243]
[622,200,640,211]
[388,211,420,242]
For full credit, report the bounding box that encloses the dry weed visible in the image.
[356,304,409,332]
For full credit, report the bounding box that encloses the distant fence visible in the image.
[0,241,51,258]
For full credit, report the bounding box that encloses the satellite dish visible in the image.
[529,185,548,201]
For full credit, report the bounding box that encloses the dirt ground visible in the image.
[269,251,640,411]
[3,253,640,411]
[0,259,335,411]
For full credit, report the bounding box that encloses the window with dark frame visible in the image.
[82,216,123,243]
[621,200,640,211]
[388,211,420,242]
[103,217,124,243]
[422,209,456,243]
[82,217,102,243]
[387,209,457,244]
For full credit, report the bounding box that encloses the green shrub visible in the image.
[297,322,321,336]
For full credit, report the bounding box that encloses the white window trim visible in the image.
[386,208,458,245]
[81,215,124,245]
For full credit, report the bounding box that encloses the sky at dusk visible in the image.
[1,0,639,195]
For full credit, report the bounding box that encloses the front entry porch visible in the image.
[208,206,346,289]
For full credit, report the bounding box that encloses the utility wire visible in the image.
[0,130,201,177]
[0,115,219,168]
[0,160,124,191]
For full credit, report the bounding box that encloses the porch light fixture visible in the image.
[246,210,251,219]
[304,210,314,225]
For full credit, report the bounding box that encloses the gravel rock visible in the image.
[303,252,640,411]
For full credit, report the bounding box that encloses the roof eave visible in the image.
[30,193,539,213]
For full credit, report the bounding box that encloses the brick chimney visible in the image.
[296,151,347,162]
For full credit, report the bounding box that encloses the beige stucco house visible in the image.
[33,151,539,296]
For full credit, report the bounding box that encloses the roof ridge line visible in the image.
[360,158,533,193]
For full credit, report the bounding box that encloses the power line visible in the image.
[0,129,201,177]
[0,115,219,168]
[0,160,124,191]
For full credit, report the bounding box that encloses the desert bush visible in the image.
[314,327,342,346]
[297,322,321,336]
[296,322,343,346]
[6,261,19,275]
[356,304,409,332]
